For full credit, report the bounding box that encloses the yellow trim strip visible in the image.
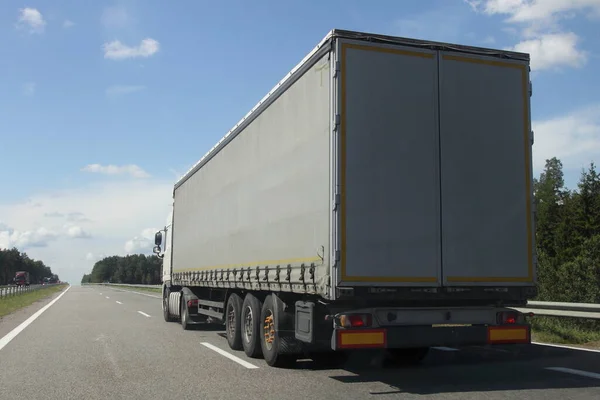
[339,41,438,283]
[442,54,534,284]
[173,256,322,273]
[489,327,528,342]
[343,43,435,59]
[339,331,386,346]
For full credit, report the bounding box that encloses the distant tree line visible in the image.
[532,158,600,340]
[534,158,600,303]
[80,254,162,285]
[0,248,59,285]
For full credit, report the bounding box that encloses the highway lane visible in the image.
[0,285,599,400]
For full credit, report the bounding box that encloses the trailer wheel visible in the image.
[225,293,243,350]
[260,294,297,368]
[241,294,263,358]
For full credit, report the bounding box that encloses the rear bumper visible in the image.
[333,324,531,350]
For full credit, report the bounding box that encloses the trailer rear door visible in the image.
[336,39,442,286]
[438,51,535,286]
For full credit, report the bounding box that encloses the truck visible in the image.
[153,29,537,368]
[14,271,30,287]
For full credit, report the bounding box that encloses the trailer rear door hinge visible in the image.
[333,60,340,78]
[334,250,340,262]
[529,81,533,97]
[333,193,340,211]
[333,113,340,131]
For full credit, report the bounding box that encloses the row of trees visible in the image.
[531,158,600,340]
[80,254,162,285]
[534,158,600,304]
[0,248,59,285]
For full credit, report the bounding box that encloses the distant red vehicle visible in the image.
[14,271,30,287]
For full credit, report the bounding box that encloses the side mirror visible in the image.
[154,231,163,246]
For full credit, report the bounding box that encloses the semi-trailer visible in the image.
[153,29,537,368]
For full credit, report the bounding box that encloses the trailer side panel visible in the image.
[171,53,332,295]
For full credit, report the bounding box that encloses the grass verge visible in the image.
[530,316,600,348]
[0,284,68,318]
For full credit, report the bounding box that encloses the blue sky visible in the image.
[1,0,599,283]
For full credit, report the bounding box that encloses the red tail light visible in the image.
[497,311,518,325]
[339,313,373,328]
[187,299,198,308]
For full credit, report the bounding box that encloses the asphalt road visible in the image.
[1,285,599,400]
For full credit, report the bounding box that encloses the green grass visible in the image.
[530,316,600,348]
[0,284,68,318]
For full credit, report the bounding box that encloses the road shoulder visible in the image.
[0,287,68,340]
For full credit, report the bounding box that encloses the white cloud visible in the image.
[0,179,173,284]
[105,85,146,96]
[63,20,75,28]
[81,164,151,179]
[0,224,58,249]
[23,82,36,96]
[469,0,600,24]
[16,8,46,34]
[465,0,595,71]
[532,104,600,173]
[507,32,587,70]
[44,211,91,222]
[103,39,160,60]
[65,225,91,239]
[124,228,157,254]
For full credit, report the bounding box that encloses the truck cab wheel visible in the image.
[241,294,263,358]
[180,298,192,330]
[163,289,175,322]
[225,293,243,350]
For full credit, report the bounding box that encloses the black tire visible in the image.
[163,288,176,322]
[260,295,297,368]
[225,293,243,350]
[241,294,263,358]
[387,347,430,366]
[181,297,192,330]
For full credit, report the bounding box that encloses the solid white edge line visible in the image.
[137,311,151,317]
[0,285,71,352]
[546,367,600,380]
[201,342,259,369]
[533,341,600,354]
[432,346,460,351]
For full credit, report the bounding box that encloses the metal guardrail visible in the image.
[84,283,600,319]
[515,301,600,320]
[0,283,64,299]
